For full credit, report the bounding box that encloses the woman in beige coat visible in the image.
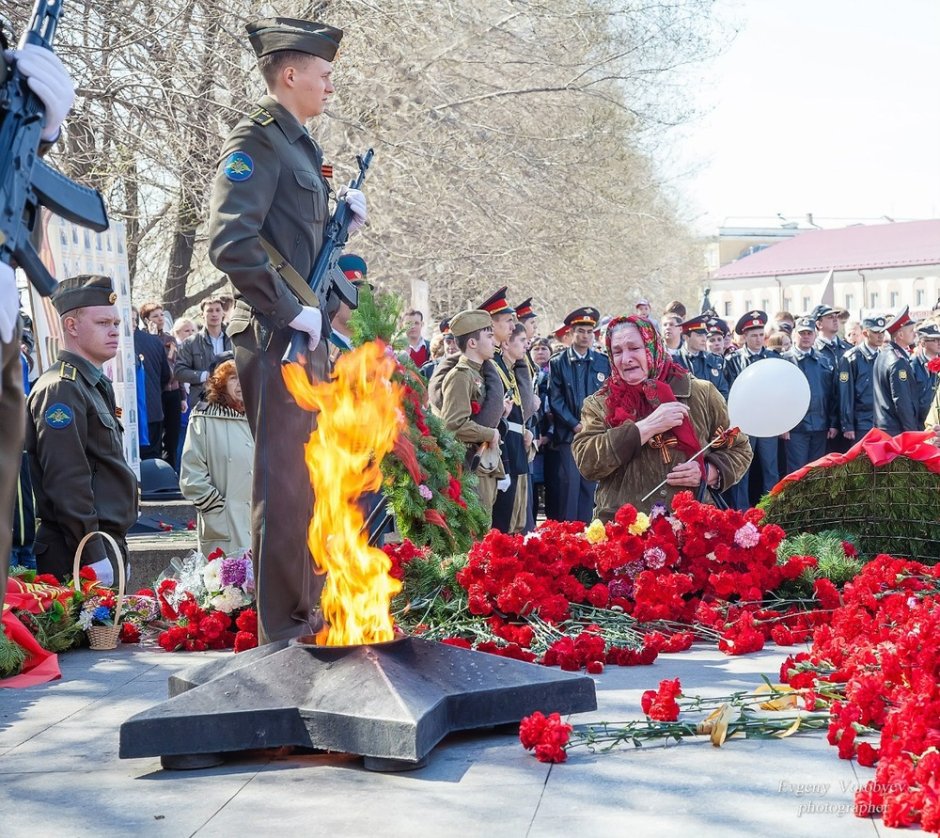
[573,316,752,520]
[179,359,253,556]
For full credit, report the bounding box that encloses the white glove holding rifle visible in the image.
[9,44,75,142]
[289,306,322,351]
[337,186,367,235]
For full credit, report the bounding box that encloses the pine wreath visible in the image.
[348,288,488,553]
[759,454,939,564]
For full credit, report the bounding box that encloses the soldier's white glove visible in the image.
[289,306,322,351]
[339,187,368,235]
[87,557,114,587]
[10,45,75,142]
[0,262,19,344]
[496,475,511,493]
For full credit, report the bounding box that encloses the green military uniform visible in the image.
[25,278,139,579]
[206,18,342,644]
[434,310,506,524]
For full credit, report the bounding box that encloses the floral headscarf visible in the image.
[602,315,701,462]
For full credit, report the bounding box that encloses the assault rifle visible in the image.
[285,147,374,362]
[0,0,109,296]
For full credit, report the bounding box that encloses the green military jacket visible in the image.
[26,351,139,565]
[572,374,753,520]
[207,95,330,330]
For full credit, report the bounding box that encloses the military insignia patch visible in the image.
[597,372,606,382]
[44,403,73,429]
[224,151,254,182]
[839,371,849,382]
[899,370,908,381]
[711,368,718,376]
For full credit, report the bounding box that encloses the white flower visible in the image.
[78,610,94,630]
[202,559,222,594]
[210,586,246,614]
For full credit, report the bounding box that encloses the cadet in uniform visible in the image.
[911,321,940,428]
[549,307,611,522]
[782,317,837,471]
[1,32,76,607]
[837,315,885,441]
[872,306,920,435]
[206,18,368,643]
[26,276,138,582]
[676,314,729,399]
[434,310,506,525]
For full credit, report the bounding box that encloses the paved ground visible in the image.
[0,642,905,838]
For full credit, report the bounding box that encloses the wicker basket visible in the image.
[72,531,126,651]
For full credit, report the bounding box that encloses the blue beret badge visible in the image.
[224,151,253,182]
[44,403,74,429]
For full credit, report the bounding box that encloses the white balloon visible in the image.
[727,358,810,437]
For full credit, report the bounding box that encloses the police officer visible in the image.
[434,310,506,525]
[811,304,852,369]
[676,314,729,399]
[725,310,782,507]
[706,317,730,358]
[206,18,368,644]
[911,321,940,428]
[1,35,76,602]
[872,306,920,434]
[548,306,610,522]
[837,315,886,441]
[26,276,139,582]
[782,317,838,471]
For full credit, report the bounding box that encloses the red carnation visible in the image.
[120,622,141,644]
[235,608,258,635]
[34,573,60,585]
[234,630,258,653]
[519,711,572,763]
[78,566,97,581]
[642,678,682,721]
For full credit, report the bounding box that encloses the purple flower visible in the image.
[608,578,634,599]
[734,522,761,549]
[418,484,433,501]
[219,557,248,589]
[643,547,668,570]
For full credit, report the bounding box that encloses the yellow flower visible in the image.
[628,512,651,536]
[584,519,607,544]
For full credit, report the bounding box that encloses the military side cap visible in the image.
[246,18,343,61]
[564,306,600,328]
[735,309,768,335]
[52,275,117,315]
[679,314,709,334]
[916,321,940,338]
[449,309,493,338]
[886,305,912,334]
[794,316,816,332]
[862,315,887,332]
[514,298,536,321]
[479,287,514,316]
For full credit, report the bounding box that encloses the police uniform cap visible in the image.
[449,309,493,338]
[734,309,768,335]
[810,304,836,321]
[862,315,887,333]
[564,306,600,328]
[478,287,514,316]
[51,275,117,316]
[514,298,536,321]
[706,317,729,336]
[679,314,709,334]
[777,321,794,334]
[246,18,343,62]
[553,323,570,339]
[794,316,816,333]
[885,305,912,335]
[916,321,940,339]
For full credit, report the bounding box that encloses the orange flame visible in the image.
[282,341,403,646]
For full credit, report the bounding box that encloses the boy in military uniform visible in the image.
[26,276,138,582]
[873,306,919,435]
[206,17,368,644]
[677,314,729,399]
[434,310,507,525]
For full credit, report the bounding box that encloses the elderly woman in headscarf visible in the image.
[572,316,752,520]
[179,358,253,556]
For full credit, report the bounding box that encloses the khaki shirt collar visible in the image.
[258,95,308,145]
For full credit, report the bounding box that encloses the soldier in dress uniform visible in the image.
[433,310,506,526]
[872,306,920,435]
[479,287,517,344]
[676,314,729,399]
[705,317,730,357]
[781,317,838,471]
[1,32,77,606]
[725,310,783,507]
[548,307,611,522]
[911,321,940,428]
[26,276,139,582]
[206,17,368,644]
[837,315,885,442]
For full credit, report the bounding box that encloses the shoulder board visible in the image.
[58,361,78,381]
[248,106,274,127]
